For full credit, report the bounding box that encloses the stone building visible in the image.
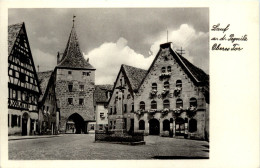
[108,42,209,140]
[54,23,96,134]
[108,64,147,133]
[8,22,41,135]
[92,85,113,133]
[37,71,60,135]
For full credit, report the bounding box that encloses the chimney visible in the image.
[57,52,60,65]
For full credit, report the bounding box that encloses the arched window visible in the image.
[189,119,197,132]
[163,120,170,131]
[164,81,170,89]
[176,98,183,108]
[176,80,182,87]
[161,67,166,73]
[163,99,170,109]
[152,83,157,91]
[190,97,197,107]
[140,101,145,110]
[167,66,171,72]
[151,100,157,109]
[139,120,145,130]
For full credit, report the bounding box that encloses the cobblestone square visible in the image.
[9,134,209,160]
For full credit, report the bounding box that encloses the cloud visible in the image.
[146,24,209,73]
[32,49,57,72]
[84,37,155,85]
[38,36,59,44]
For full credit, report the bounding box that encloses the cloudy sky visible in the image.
[9,8,209,85]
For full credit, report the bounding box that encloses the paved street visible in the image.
[9,134,209,160]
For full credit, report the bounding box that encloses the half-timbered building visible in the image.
[8,22,41,135]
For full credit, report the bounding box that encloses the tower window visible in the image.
[79,98,84,105]
[68,84,73,92]
[68,98,73,105]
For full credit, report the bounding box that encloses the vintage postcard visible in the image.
[0,1,259,168]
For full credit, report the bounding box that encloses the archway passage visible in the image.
[22,113,29,136]
[149,119,160,135]
[67,113,85,134]
[175,117,185,136]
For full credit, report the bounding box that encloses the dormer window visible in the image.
[176,80,182,87]
[152,83,157,91]
[161,67,166,73]
[167,66,171,72]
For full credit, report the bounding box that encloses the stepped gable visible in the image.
[57,26,95,70]
[122,64,147,91]
[94,85,113,103]
[8,22,23,55]
[37,71,53,101]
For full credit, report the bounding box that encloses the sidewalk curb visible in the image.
[9,135,62,141]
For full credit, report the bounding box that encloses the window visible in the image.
[12,90,17,99]
[163,119,170,131]
[100,113,105,119]
[68,98,73,105]
[110,107,113,114]
[68,84,73,92]
[79,85,84,91]
[21,92,26,101]
[163,99,170,109]
[83,72,90,76]
[90,124,95,130]
[161,67,166,73]
[114,106,117,114]
[113,121,116,129]
[189,119,197,132]
[152,83,157,91]
[139,120,145,130]
[164,81,170,89]
[68,71,72,75]
[190,97,197,107]
[124,104,127,113]
[11,115,18,127]
[140,101,145,110]
[19,73,26,83]
[46,106,49,112]
[131,103,134,112]
[79,98,84,105]
[176,98,183,108]
[151,100,157,109]
[167,66,171,72]
[8,114,9,127]
[109,121,112,129]
[176,80,182,87]
[99,124,103,130]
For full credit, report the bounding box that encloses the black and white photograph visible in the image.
[7,8,209,160]
[0,1,259,168]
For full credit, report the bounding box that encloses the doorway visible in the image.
[149,119,160,135]
[22,113,29,136]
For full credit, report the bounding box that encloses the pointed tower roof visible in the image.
[57,24,95,70]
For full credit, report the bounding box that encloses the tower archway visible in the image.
[66,113,85,134]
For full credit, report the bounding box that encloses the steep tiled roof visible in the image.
[8,22,23,55]
[57,26,95,70]
[37,71,53,101]
[94,85,113,103]
[122,64,147,91]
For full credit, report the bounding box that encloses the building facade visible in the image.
[108,42,209,140]
[92,85,113,133]
[55,24,96,134]
[37,71,60,135]
[108,65,147,133]
[8,22,41,135]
